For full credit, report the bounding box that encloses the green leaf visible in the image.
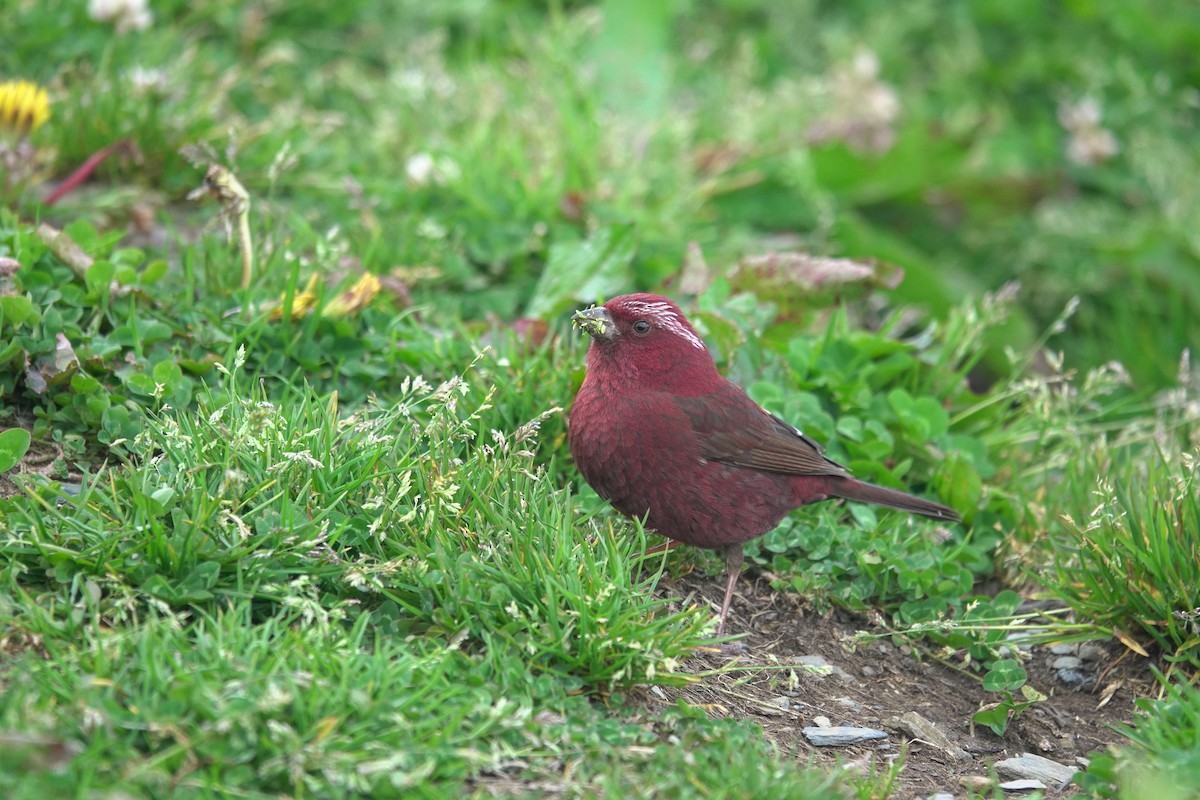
[936,451,983,512]
[70,374,103,395]
[0,295,39,329]
[146,486,177,516]
[524,225,635,319]
[836,415,863,442]
[141,259,168,285]
[101,405,140,446]
[85,259,115,298]
[972,704,1012,737]
[140,321,174,343]
[0,428,32,473]
[983,658,1027,692]
[152,360,184,392]
[124,373,158,396]
[182,561,221,594]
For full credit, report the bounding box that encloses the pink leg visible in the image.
[715,544,744,636]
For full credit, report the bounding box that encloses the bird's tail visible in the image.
[833,479,960,522]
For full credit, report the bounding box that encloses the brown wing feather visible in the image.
[674,385,850,477]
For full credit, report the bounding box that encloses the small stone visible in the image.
[959,776,992,789]
[928,794,955,800]
[1005,632,1036,653]
[812,715,832,728]
[763,696,791,715]
[1052,655,1083,670]
[995,753,1079,790]
[862,666,878,678]
[1000,779,1047,791]
[798,654,854,681]
[1078,643,1106,662]
[892,711,970,761]
[803,726,888,746]
[1058,668,1094,689]
[834,696,862,712]
[840,755,873,775]
[1048,643,1075,655]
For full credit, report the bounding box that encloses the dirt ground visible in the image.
[635,566,1152,799]
[0,434,65,499]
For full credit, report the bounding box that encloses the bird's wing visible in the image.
[674,385,851,477]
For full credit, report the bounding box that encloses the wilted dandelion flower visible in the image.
[0,80,50,137]
[323,273,381,317]
[264,273,380,320]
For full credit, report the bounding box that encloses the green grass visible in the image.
[3,0,1200,796]
[1075,672,1200,800]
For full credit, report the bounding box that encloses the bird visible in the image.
[567,293,960,637]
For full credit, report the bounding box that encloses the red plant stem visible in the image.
[43,139,132,206]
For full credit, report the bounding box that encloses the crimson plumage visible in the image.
[568,293,959,635]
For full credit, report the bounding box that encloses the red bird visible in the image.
[568,293,960,636]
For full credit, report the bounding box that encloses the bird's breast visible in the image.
[569,386,796,548]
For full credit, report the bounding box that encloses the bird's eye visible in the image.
[631,320,652,335]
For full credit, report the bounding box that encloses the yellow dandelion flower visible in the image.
[0,80,51,136]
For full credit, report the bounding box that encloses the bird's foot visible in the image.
[698,636,748,657]
[713,640,747,657]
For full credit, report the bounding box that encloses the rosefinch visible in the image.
[568,293,960,636]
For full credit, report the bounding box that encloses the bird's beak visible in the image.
[572,306,616,340]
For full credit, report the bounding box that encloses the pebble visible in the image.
[1005,631,1036,652]
[1078,643,1106,662]
[812,716,832,728]
[798,654,855,681]
[834,696,862,712]
[1000,779,1048,791]
[1058,668,1094,689]
[802,726,888,746]
[763,696,791,715]
[928,794,955,800]
[891,711,970,761]
[1048,643,1076,655]
[995,753,1080,790]
[862,666,878,678]
[1051,654,1093,688]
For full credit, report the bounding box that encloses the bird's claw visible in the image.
[698,639,748,657]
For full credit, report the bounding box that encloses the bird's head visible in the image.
[573,293,721,393]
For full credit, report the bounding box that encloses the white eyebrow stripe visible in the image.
[621,300,706,351]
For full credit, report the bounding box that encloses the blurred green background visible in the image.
[5,0,1198,388]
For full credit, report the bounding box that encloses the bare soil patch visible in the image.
[0,423,71,500]
[636,564,1152,798]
